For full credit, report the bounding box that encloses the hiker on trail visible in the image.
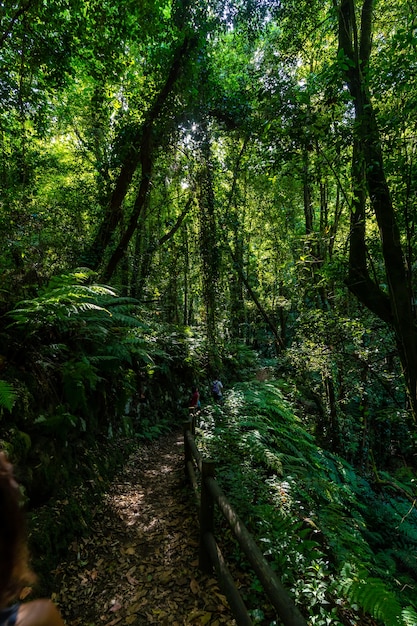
[189,386,200,409]
[0,451,65,626]
[211,377,224,403]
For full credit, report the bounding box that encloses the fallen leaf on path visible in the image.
[126,572,138,585]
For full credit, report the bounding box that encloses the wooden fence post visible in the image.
[189,407,196,435]
[199,459,216,573]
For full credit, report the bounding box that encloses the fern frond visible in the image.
[388,548,417,577]
[104,296,142,308]
[0,380,16,412]
[75,302,111,315]
[346,575,403,626]
[402,606,417,626]
[108,312,146,328]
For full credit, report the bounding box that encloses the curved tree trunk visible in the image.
[87,34,196,277]
[339,0,417,419]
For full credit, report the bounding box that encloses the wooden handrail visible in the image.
[206,475,307,626]
[183,418,308,626]
[185,429,202,472]
[203,531,253,626]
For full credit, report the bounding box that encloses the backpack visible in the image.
[212,380,220,395]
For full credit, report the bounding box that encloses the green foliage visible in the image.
[8,270,143,334]
[340,566,403,626]
[402,606,417,626]
[221,342,260,382]
[135,418,170,442]
[197,379,417,624]
[283,305,408,465]
[34,409,85,442]
[3,271,162,444]
[1,270,214,474]
[0,379,16,412]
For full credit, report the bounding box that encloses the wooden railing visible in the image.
[183,414,308,626]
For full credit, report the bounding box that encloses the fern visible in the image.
[386,548,417,577]
[342,570,403,626]
[7,271,144,337]
[402,606,417,626]
[0,379,16,412]
[3,271,168,440]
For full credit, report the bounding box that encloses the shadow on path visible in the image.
[53,431,237,626]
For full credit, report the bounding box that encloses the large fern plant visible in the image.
[4,269,156,438]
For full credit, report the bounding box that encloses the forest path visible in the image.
[53,431,237,626]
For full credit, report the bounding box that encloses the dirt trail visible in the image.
[53,431,237,626]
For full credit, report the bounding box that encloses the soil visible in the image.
[52,431,238,626]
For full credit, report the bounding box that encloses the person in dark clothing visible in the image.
[211,378,224,403]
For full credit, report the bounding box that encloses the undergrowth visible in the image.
[196,379,417,626]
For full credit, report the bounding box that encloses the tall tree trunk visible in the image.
[227,242,284,354]
[324,372,341,451]
[229,230,246,340]
[339,0,417,419]
[101,127,154,282]
[224,138,249,341]
[87,34,196,274]
[197,117,219,361]
[183,225,190,326]
[303,148,314,235]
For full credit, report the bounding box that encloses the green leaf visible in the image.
[0,380,16,412]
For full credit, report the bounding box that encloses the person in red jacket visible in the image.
[0,451,65,626]
[189,386,200,409]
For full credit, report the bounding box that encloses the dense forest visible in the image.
[1,0,417,624]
